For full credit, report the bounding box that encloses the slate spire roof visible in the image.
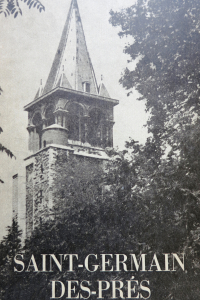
[42,0,100,96]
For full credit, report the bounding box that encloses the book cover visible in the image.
[0,0,199,299]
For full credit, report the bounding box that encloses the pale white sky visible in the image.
[0,0,148,239]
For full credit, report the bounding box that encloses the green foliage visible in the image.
[0,0,45,18]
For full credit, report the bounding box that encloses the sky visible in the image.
[0,0,148,239]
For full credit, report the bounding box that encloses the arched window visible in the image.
[32,112,42,127]
[88,108,106,147]
[67,103,84,142]
[45,105,55,127]
[32,112,43,150]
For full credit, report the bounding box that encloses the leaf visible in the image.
[0,0,10,17]
[21,0,45,12]
[0,143,15,159]
[29,1,33,9]
[0,0,44,17]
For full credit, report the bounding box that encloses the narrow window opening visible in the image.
[43,140,46,148]
[86,82,90,93]
[82,82,90,93]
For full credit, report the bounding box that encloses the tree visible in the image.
[2,147,199,299]
[109,2,200,298]
[0,163,153,299]
[0,154,138,299]
[0,219,22,299]
[109,0,200,241]
[0,154,147,299]
[107,139,200,299]
[0,0,45,18]
[110,0,200,151]
[0,146,199,299]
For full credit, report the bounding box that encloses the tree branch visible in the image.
[0,0,45,18]
[0,143,15,159]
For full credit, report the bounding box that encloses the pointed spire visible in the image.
[99,75,110,98]
[99,83,110,98]
[34,79,43,100]
[56,73,72,89]
[43,0,98,95]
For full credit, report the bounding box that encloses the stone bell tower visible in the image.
[13,0,119,238]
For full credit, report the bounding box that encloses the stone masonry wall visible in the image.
[26,164,33,237]
[25,146,105,237]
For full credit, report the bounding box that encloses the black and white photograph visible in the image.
[0,0,199,299]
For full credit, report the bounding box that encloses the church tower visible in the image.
[13,0,119,238]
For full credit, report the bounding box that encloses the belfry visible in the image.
[12,0,119,238]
